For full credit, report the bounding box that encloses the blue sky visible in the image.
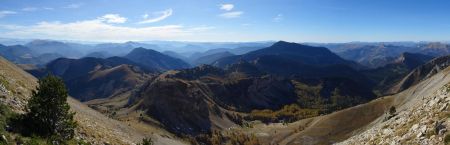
[0,0,449,42]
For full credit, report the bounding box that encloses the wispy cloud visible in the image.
[219,11,243,19]
[98,14,127,24]
[21,7,54,12]
[138,9,173,24]
[220,4,234,11]
[0,11,16,18]
[21,7,38,12]
[241,23,252,27]
[218,4,242,19]
[63,3,83,9]
[273,14,283,22]
[0,16,212,42]
[187,26,215,31]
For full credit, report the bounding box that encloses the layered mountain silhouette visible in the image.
[0,44,63,65]
[25,40,85,58]
[419,42,450,56]
[192,51,235,65]
[336,44,419,68]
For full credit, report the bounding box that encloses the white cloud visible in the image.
[273,14,283,22]
[219,11,243,19]
[0,17,213,42]
[138,9,173,24]
[0,11,16,18]
[98,14,127,24]
[22,7,38,12]
[63,3,83,9]
[21,7,54,11]
[142,14,149,19]
[220,4,234,11]
[187,26,215,31]
[43,7,54,10]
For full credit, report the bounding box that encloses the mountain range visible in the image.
[1,39,450,144]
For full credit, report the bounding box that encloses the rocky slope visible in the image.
[339,67,450,145]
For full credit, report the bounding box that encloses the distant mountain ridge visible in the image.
[25,40,86,58]
[213,41,362,69]
[0,44,63,65]
[125,47,191,71]
[336,44,419,68]
[193,51,235,65]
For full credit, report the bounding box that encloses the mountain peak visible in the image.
[271,41,302,48]
[131,47,147,51]
[125,47,190,70]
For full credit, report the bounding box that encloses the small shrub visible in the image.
[389,106,396,116]
[138,138,154,145]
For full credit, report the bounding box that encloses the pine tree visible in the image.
[25,75,77,140]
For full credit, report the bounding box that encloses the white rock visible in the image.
[1,135,7,142]
[417,132,423,138]
[383,128,393,135]
[419,125,427,133]
[411,124,419,131]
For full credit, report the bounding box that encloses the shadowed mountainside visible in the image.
[28,57,154,101]
[363,52,434,95]
[125,47,191,71]
[388,55,450,94]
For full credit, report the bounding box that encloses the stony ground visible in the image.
[338,84,450,145]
